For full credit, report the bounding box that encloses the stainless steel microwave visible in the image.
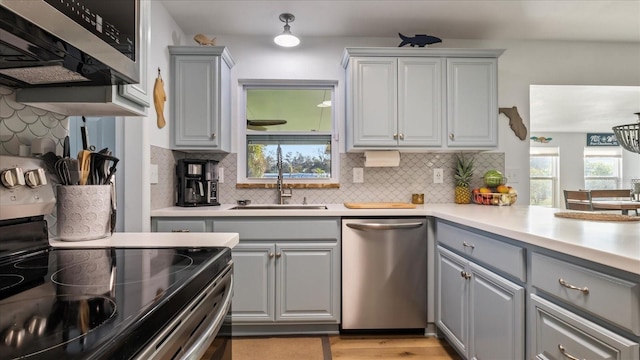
[0,0,140,87]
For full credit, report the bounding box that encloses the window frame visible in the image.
[583,148,622,190]
[237,79,339,185]
[530,147,559,208]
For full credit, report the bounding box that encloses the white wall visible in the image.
[145,2,640,211]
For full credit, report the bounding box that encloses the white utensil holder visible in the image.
[56,185,111,241]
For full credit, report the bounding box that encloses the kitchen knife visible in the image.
[63,136,70,158]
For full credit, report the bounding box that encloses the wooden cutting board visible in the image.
[344,202,417,209]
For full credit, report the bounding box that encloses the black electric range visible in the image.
[0,155,233,359]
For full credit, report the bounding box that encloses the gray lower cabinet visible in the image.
[531,294,639,360]
[151,218,212,232]
[437,246,524,360]
[232,241,339,323]
[214,218,341,327]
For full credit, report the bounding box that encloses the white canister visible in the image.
[56,185,111,241]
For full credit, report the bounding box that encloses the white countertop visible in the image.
[151,203,640,275]
[50,232,239,249]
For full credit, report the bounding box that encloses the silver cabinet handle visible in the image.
[269,252,274,258]
[462,241,475,249]
[399,133,404,140]
[558,344,584,360]
[275,252,282,258]
[393,133,398,140]
[346,222,424,231]
[449,133,455,140]
[211,133,216,139]
[460,271,471,280]
[171,229,191,232]
[558,278,589,294]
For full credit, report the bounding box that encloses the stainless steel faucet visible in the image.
[276,144,292,204]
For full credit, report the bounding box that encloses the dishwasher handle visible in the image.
[346,222,424,231]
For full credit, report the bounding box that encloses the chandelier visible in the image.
[612,112,640,154]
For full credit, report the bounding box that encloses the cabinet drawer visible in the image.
[531,294,639,360]
[531,252,640,335]
[437,221,525,281]
[154,219,208,233]
[214,218,339,240]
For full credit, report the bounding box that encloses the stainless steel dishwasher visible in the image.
[341,218,427,330]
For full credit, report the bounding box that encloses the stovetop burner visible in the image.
[0,274,24,292]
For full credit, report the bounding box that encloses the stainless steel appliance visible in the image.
[0,155,232,359]
[0,0,140,87]
[341,218,427,330]
[176,159,220,207]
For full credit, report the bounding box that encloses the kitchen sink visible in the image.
[229,205,328,210]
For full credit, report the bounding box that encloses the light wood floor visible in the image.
[330,335,461,360]
[220,334,462,360]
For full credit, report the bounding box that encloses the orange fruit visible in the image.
[497,185,509,194]
[479,187,491,194]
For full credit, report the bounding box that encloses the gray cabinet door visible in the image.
[169,46,234,151]
[446,58,498,147]
[231,242,276,322]
[276,242,340,322]
[437,246,469,356]
[469,261,524,360]
[349,57,399,147]
[398,57,443,147]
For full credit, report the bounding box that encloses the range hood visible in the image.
[0,5,137,88]
[1,1,148,116]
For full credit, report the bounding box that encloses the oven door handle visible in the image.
[181,270,233,359]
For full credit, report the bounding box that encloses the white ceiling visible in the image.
[160,1,640,133]
[160,0,640,42]
[530,86,640,133]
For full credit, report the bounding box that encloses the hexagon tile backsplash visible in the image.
[0,86,69,156]
[151,145,505,208]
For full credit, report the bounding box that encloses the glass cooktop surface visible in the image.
[0,246,230,359]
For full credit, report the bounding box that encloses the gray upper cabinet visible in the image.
[342,48,503,152]
[169,46,235,151]
[446,58,498,147]
[345,56,443,148]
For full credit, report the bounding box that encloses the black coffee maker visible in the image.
[176,159,220,206]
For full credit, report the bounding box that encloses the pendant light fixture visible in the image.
[612,112,640,154]
[274,13,300,47]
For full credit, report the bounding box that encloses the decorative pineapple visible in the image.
[454,154,474,204]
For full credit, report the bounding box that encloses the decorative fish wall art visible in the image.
[398,33,442,47]
[530,136,552,143]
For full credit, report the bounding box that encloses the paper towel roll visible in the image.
[364,151,400,167]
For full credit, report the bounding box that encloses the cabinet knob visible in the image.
[275,252,282,258]
[449,133,455,140]
[393,133,398,140]
[269,252,274,258]
[460,271,471,280]
[211,133,216,139]
[399,133,404,140]
[462,241,475,249]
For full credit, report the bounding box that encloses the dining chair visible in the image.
[563,190,594,211]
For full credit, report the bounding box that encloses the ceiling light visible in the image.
[612,112,640,154]
[274,13,300,47]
